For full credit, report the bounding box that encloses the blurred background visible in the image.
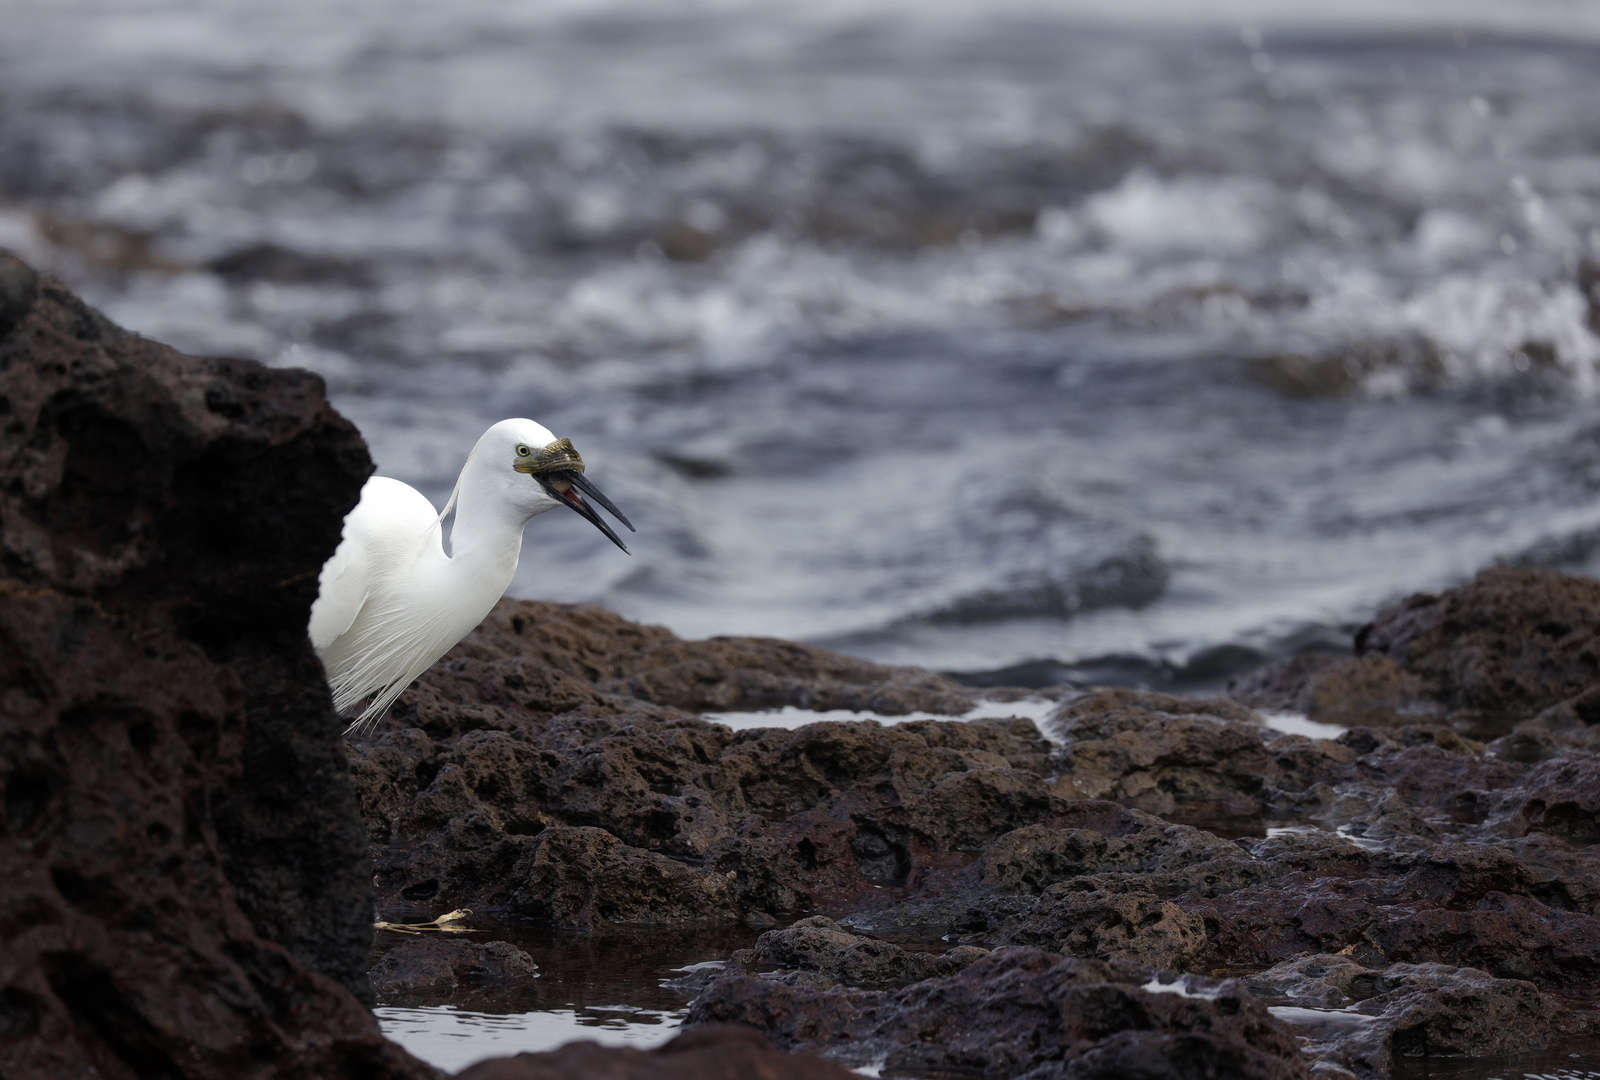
[5,0,1600,688]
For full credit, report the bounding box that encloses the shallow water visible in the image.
[370,922,758,1072]
[372,917,1600,1077]
[1386,1043,1600,1080]
[4,1,1600,688]
[377,1005,682,1074]
[702,696,1061,733]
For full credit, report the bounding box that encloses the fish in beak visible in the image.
[518,438,636,553]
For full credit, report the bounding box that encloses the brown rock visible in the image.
[368,937,538,996]
[687,949,1310,1079]
[1243,954,1378,1008]
[1183,844,1600,993]
[453,1024,860,1080]
[1229,655,1444,727]
[1228,568,1600,737]
[1048,689,1355,828]
[0,252,431,1077]
[730,916,986,987]
[991,887,1214,970]
[508,824,740,927]
[1483,756,1600,844]
[1299,963,1576,1078]
[354,710,1057,919]
[1355,568,1600,729]
[1487,711,1600,763]
[978,816,1258,896]
[392,600,976,739]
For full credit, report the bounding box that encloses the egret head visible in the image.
[468,418,635,552]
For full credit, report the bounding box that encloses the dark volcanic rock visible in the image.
[507,823,740,927]
[369,937,538,996]
[729,916,987,988]
[1183,843,1600,992]
[0,252,431,1076]
[352,705,1057,920]
[346,566,1600,1077]
[1047,689,1355,828]
[1295,963,1578,1079]
[1243,953,1378,1008]
[977,811,1276,898]
[1227,653,1444,728]
[453,1024,861,1080]
[1357,568,1600,723]
[986,887,1214,970]
[348,594,1040,923]
[687,948,1311,1079]
[1229,567,1600,737]
[1482,756,1600,844]
[400,600,977,737]
[1487,707,1600,763]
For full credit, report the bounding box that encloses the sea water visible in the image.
[4,0,1600,688]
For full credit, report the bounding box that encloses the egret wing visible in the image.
[308,530,369,652]
[308,476,440,653]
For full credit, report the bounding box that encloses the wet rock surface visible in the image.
[350,647,1051,920]
[368,937,539,998]
[1228,567,1600,739]
[726,916,987,989]
[350,565,1600,1077]
[398,601,977,737]
[689,950,1311,1079]
[0,253,433,1077]
[1290,962,1576,1078]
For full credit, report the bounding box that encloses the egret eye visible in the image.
[516,445,531,456]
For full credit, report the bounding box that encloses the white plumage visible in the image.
[309,418,633,730]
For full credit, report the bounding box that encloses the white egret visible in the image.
[308,418,634,730]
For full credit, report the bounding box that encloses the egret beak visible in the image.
[537,471,633,553]
[515,438,636,554]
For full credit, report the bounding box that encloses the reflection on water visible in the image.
[368,921,761,1073]
[370,869,1600,1080]
[377,1004,682,1074]
[702,697,1060,733]
[1390,1042,1600,1080]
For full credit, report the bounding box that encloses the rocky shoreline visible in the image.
[356,571,1600,1079]
[3,254,1598,1078]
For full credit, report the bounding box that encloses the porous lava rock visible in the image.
[399,600,976,739]
[1242,953,1378,1008]
[687,948,1311,1079]
[352,648,1600,1074]
[986,886,1214,971]
[368,937,538,996]
[1047,689,1356,828]
[1225,654,1442,729]
[350,702,1057,920]
[1293,963,1577,1079]
[727,916,987,988]
[1228,567,1600,737]
[452,1025,861,1080]
[0,252,432,1076]
[337,566,1600,1080]
[1182,843,1600,992]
